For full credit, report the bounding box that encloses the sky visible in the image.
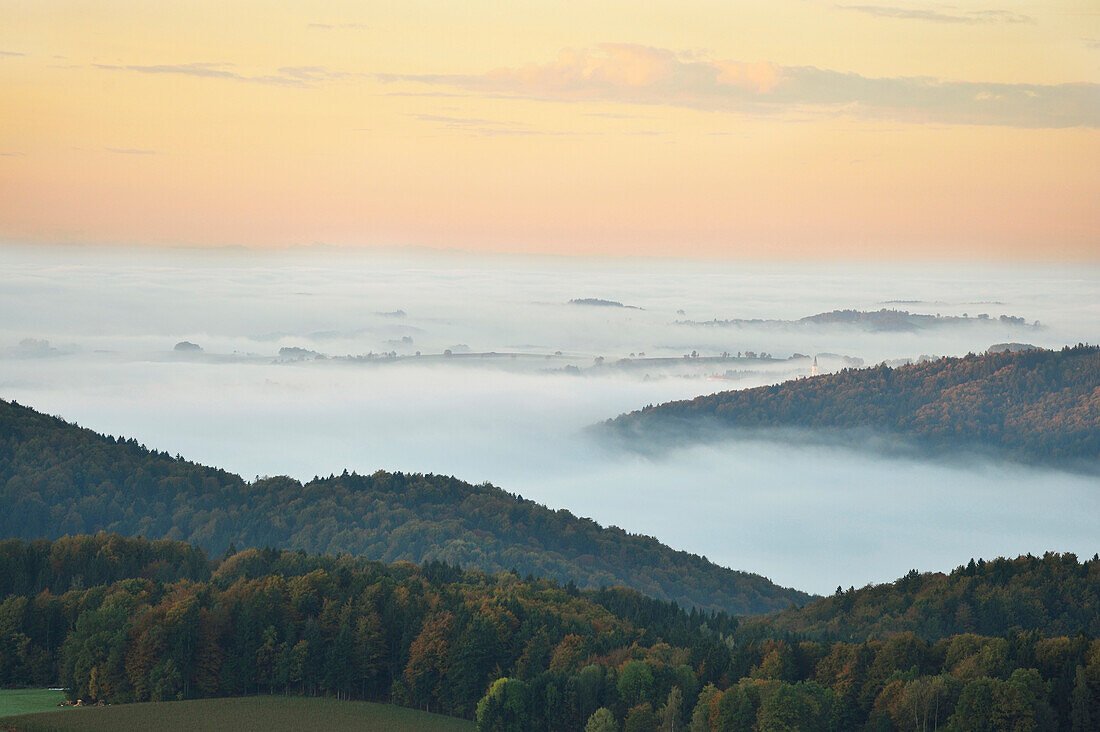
[2,0,1098,258]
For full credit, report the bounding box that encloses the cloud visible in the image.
[485,45,782,94]
[93,62,350,87]
[105,148,157,155]
[277,66,352,83]
[1086,38,1100,50]
[376,44,1099,128]
[966,9,1034,24]
[0,51,26,57]
[839,5,1033,24]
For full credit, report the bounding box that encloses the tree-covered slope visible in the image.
[0,534,739,728]
[0,399,810,614]
[1,536,1097,731]
[605,344,1100,468]
[741,552,1100,643]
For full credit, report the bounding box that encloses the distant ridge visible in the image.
[0,399,812,614]
[987,342,1038,354]
[568,298,641,309]
[677,308,1037,332]
[604,345,1100,469]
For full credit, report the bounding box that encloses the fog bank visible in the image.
[2,245,1097,594]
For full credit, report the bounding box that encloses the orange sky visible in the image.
[1,0,1098,258]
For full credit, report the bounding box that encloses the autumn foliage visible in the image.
[608,345,1100,469]
[1,535,1098,730]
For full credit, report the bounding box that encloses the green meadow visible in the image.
[0,696,474,732]
[0,690,67,719]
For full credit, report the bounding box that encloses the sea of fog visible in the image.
[2,244,1098,596]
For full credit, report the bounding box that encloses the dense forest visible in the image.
[605,345,1100,469]
[740,553,1100,642]
[0,398,809,615]
[0,535,1097,731]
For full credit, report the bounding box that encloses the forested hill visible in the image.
[2,535,1098,730]
[0,533,738,727]
[742,552,1100,643]
[0,398,811,614]
[605,344,1100,468]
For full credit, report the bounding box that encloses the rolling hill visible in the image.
[604,344,1100,469]
[0,398,810,614]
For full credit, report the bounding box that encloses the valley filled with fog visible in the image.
[2,244,1098,596]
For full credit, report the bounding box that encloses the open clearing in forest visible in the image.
[0,691,67,719]
[0,695,474,732]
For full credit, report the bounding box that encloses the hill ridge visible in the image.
[0,398,812,614]
[604,344,1100,469]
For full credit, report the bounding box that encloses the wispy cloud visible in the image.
[377,44,1098,128]
[105,148,157,155]
[93,62,351,87]
[277,66,352,83]
[0,50,26,57]
[839,5,1033,24]
[968,10,1034,24]
[0,152,25,157]
[1085,38,1100,50]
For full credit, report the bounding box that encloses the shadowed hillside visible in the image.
[605,345,1100,469]
[0,399,811,614]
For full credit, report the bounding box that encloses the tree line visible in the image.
[1,535,1097,730]
[740,553,1100,642]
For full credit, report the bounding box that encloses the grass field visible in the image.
[0,695,474,732]
[0,691,67,719]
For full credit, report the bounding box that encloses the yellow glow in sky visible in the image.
[1,0,1098,258]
